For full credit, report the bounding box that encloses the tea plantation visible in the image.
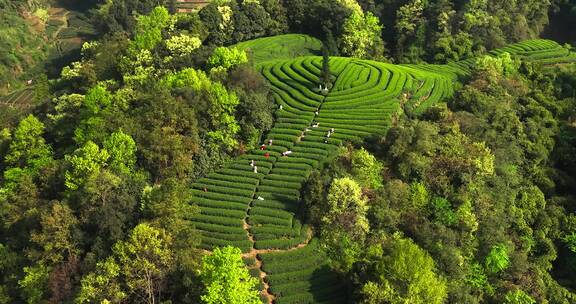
[186,38,576,303]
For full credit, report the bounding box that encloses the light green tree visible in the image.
[504,289,536,304]
[207,83,241,150]
[133,6,172,51]
[103,130,137,175]
[340,11,384,59]
[4,115,52,170]
[207,46,248,73]
[74,85,113,145]
[350,148,384,189]
[162,67,209,91]
[75,257,125,304]
[200,246,260,304]
[563,233,576,253]
[76,224,173,304]
[337,0,362,14]
[113,223,173,304]
[165,34,202,57]
[474,52,519,83]
[83,84,113,115]
[485,243,510,274]
[361,237,447,304]
[64,141,110,190]
[161,68,240,150]
[18,263,50,304]
[410,181,429,210]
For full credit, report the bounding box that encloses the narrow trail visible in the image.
[238,85,331,304]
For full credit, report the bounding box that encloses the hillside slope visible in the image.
[189,38,575,304]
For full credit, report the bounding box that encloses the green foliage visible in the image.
[4,115,52,171]
[325,177,369,236]
[340,11,385,59]
[76,257,125,303]
[113,223,173,302]
[504,289,536,304]
[465,263,493,294]
[77,223,173,304]
[208,46,248,73]
[484,244,510,274]
[322,229,363,272]
[200,246,260,304]
[361,237,448,304]
[410,181,429,210]
[207,83,241,150]
[74,85,114,145]
[430,196,457,226]
[165,34,202,58]
[30,202,79,265]
[563,233,576,253]
[133,6,172,51]
[474,52,519,82]
[18,263,50,304]
[64,141,110,190]
[103,130,137,174]
[350,147,384,189]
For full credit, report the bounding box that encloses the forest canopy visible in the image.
[0,0,575,303]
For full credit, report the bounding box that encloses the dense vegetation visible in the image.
[0,0,575,304]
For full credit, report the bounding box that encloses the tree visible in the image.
[74,85,113,145]
[76,224,173,304]
[485,244,510,274]
[103,130,137,175]
[231,1,274,43]
[18,263,50,304]
[114,223,173,304]
[395,0,427,62]
[165,34,202,58]
[320,44,332,89]
[504,289,536,304]
[200,246,260,304]
[325,177,369,237]
[75,257,125,304]
[133,6,172,51]
[207,46,248,73]
[30,202,79,265]
[350,147,384,189]
[361,237,448,304]
[4,115,52,171]
[64,141,110,190]
[206,83,241,151]
[340,10,384,59]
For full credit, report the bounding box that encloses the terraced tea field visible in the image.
[186,39,575,303]
[234,34,322,64]
[0,88,35,108]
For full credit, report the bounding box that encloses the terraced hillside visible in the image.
[186,39,576,304]
[0,88,35,108]
[234,34,322,64]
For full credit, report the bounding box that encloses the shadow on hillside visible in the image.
[305,47,322,57]
[282,78,317,92]
[53,0,98,12]
[310,265,349,303]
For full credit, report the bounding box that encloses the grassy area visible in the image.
[0,10,50,95]
[233,34,322,64]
